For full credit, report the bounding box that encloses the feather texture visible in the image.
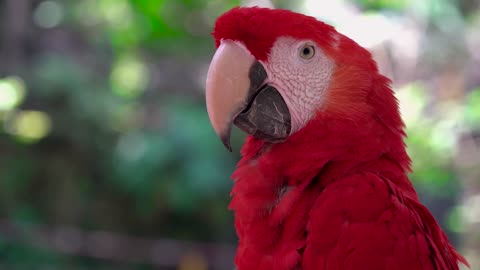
[213,7,468,270]
[303,173,465,270]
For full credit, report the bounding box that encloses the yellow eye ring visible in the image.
[299,44,315,59]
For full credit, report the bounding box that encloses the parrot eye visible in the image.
[299,44,315,60]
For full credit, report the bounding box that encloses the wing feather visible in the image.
[303,173,465,270]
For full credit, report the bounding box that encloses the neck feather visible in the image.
[235,71,412,188]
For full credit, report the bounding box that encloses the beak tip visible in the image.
[221,136,233,152]
[225,144,233,152]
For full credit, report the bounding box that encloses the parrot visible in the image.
[204,7,469,270]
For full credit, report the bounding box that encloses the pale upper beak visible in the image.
[205,40,255,151]
[205,40,291,151]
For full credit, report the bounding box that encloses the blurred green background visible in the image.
[0,0,479,269]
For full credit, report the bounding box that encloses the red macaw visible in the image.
[205,7,468,270]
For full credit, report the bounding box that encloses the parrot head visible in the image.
[206,7,402,151]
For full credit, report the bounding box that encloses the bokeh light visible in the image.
[33,1,64,28]
[99,0,133,28]
[5,110,52,143]
[110,55,149,98]
[0,76,26,111]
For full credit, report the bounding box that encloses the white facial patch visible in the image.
[262,37,335,134]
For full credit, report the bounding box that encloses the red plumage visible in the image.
[212,7,468,270]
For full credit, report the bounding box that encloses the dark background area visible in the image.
[0,0,479,269]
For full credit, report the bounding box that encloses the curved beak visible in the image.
[205,40,291,151]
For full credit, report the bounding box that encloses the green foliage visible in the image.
[398,82,462,197]
[0,0,243,268]
[465,88,480,127]
[353,0,413,11]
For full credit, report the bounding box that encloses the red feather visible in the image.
[214,7,469,270]
[213,7,337,61]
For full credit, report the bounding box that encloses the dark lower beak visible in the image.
[205,40,291,151]
[234,83,291,144]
